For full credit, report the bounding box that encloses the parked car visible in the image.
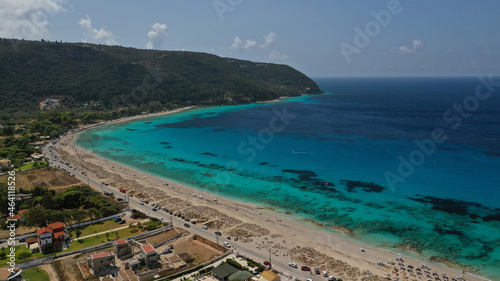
[234,237,238,241]
[119,220,126,224]
[322,270,328,277]
[289,262,298,268]
[191,221,197,225]
[328,276,336,281]
[223,242,231,247]
[301,266,311,271]
[314,268,320,275]
[263,261,271,266]
[184,223,190,228]
[202,225,208,230]
[215,231,221,236]
[114,217,122,222]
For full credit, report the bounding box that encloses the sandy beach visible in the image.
[51,107,488,281]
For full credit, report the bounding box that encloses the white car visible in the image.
[201,225,208,230]
[323,270,328,277]
[289,262,297,268]
[223,242,231,247]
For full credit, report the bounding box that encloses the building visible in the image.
[36,222,67,252]
[127,258,141,271]
[87,252,115,276]
[0,267,23,281]
[39,98,59,110]
[0,159,11,170]
[229,271,254,281]
[47,222,66,244]
[258,270,280,281]
[140,244,159,268]
[211,264,239,281]
[6,209,30,223]
[113,239,132,259]
[14,194,32,205]
[26,237,40,253]
[36,227,53,248]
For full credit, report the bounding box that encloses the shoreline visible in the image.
[58,105,491,281]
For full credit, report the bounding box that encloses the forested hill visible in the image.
[0,38,321,117]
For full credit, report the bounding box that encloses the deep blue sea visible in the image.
[76,77,500,279]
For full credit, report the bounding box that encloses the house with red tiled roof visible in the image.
[140,243,159,267]
[36,227,53,248]
[113,239,132,259]
[36,222,67,252]
[6,209,30,223]
[86,252,115,276]
[26,237,40,253]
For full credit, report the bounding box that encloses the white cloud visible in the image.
[269,50,288,60]
[146,23,168,50]
[260,32,276,48]
[397,40,423,54]
[230,32,277,50]
[0,0,65,39]
[78,15,118,45]
[230,36,257,50]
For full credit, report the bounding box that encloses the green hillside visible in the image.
[0,38,321,117]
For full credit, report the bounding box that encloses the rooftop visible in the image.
[114,239,128,245]
[229,271,254,281]
[141,244,156,253]
[212,263,239,279]
[92,252,111,259]
[36,227,53,235]
[47,222,66,230]
[18,209,30,215]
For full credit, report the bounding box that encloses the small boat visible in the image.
[377,261,385,266]
[387,260,395,265]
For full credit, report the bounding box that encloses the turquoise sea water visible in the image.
[76,77,500,279]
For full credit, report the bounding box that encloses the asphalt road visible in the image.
[42,138,331,281]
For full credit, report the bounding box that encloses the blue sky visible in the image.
[1,0,499,77]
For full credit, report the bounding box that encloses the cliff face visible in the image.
[0,38,321,115]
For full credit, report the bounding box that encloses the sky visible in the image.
[1,0,499,77]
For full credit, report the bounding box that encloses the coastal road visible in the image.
[42,138,329,281]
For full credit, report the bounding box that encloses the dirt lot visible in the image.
[173,233,226,264]
[141,229,179,245]
[0,167,83,192]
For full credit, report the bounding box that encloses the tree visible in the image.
[71,209,87,225]
[75,229,82,239]
[18,252,32,261]
[105,232,110,241]
[25,208,46,228]
[1,126,14,136]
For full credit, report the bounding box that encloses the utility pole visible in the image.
[269,248,272,265]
